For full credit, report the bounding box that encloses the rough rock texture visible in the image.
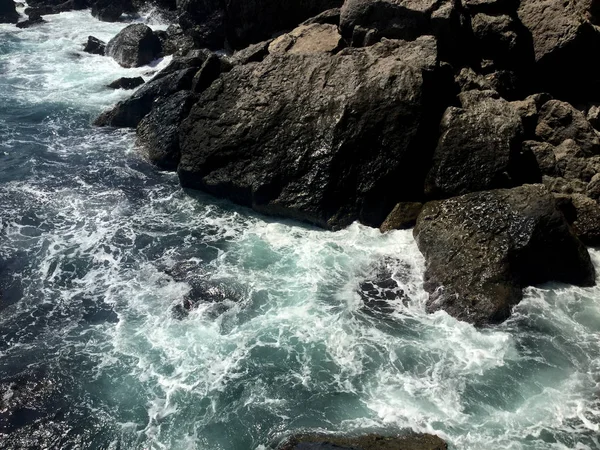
[455,67,521,100]
[106,24,162,68]
[153,49,213,80]
[137,90,197,170]
[268,23,343,55]
[190,53,221,93]
[278,433,447,450]
[425,90,528,198]
[470,13,522,65]
[414,184,595,326]
[535,100,600,155]
[0,0,19,23]
[339,0,464,61]
[517,0,600,99]
[91,0,132,21]
[177,0,225,49]
[380,202,423,231]
[94,68,196,128]
[563,193,600,246]
[160,23,195,56]
[178,37,447,229]
[83,36,106,55]
[301,7,341,25]
[229,39,272,65]
[107,76,145,90]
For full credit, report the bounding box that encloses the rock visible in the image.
[94,68,196,128]
[340,0,450,46]
[136,90,197,170]
[554,139,600,182]
[524,140,557,176]
[380,202,423,231]
[83,36,106,55]
[91,0,132,21]
[105,23,161,68]
[470,13,522,66]
[587,173,600,200]
[0,0,19,23]
[414,184,595,326]
[278,433,447,450]
[229,39,272,65]
[462,0,516,13]
[177,0,225,50]
[425,91,527,198]
[268,23,343,55]
[224,0,344,49]
[152,49,213,80]
[564,193,600,246]
[542,175,587,195]
[160,24,195,56]
[107,76,145,90]
[190,54,221,93]
[301,7,341,26]
[178,37,446,229]
[16,12,44,27]
[587,105,600,130]
[517,0,600,100]
[455,67,522,100]
[510,93,552,135]
[535,100,600,156]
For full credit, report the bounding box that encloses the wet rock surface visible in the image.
[414,184,595,326]
[105,23,162,68]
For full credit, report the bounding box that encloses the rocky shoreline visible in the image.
[3,0,600,447]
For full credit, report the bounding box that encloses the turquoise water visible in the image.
[0,10,599,450]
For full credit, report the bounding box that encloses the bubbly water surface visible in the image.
[1,10,599,450]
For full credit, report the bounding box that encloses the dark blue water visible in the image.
[1,10,600,450]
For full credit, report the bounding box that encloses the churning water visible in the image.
[0,9,599,450]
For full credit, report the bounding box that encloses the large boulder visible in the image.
[517,0,600,100]
[137,90,198,170]
[0,0,19,23]
[414,184,595,326]
[178,37,447,229]
[94,68,196,127]
[425,90,530,198]
[105,23,162,68]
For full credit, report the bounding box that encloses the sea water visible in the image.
[0,9,599,450]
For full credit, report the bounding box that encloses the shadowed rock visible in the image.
[83,36,106,55]
[278,433,447,450]
[414,184,595,326]
[0,0,19,23]
[107,76,144,90]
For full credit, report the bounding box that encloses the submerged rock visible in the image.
[107,76,144,90]
[278,433,447,450]
[0,0,19,23]
[105,23,162,68]
[83,36,106,55]
[414,184,595,326]
[16,9,44,27]
[178,37,447,230]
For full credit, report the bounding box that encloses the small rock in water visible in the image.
[83,36,106,56]
[107,76,145,90]
[105,23,162,68]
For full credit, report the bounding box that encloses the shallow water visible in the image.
[1,9,599,450]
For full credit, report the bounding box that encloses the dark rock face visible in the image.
[107,76,145,90]
[414,184,595,326]
[425,90,528,198]
[178,37,446,229]
[94,68,196,127]
[517,0,600,100]
[0,0,19,23]
[16,12,44,27]
[177,0,225,50]
[83,36,106,55]
[278,433,447,450]
[380,202,423,231]
[136,90,197,170]
[105,23,162,68]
